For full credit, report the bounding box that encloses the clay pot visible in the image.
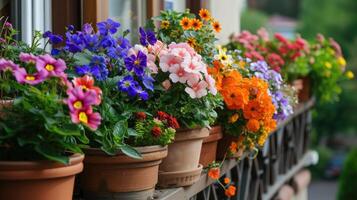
[158,127,209,187]
[80,145,167,200]
[216,134,244,160]
[0,154,84,200]
[199,126,223,167]
[292,77,311,102]
[0,99,13,118]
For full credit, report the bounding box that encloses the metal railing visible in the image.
[155,98,316,200]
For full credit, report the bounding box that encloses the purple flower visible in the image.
[43,31,63,45]
[100,36,115,48]
[75,65,91,76]
[107,47,128,59]
[139,27,157,46]
[82,34,99,51]
[36,54,67,77]
[19,53,37,63]
[124,50,147,76]
[67,25,75,31]
[117,37,131,49]
[90,56,106,66]
[135,86,149,100]
[82,23,94,34]
[90,65,108,81]
[13,67,47,85]
[118,75,137,93]
[0,59,19,71]
[142,75,155,91]
[97,19,120,36]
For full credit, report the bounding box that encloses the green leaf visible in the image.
[45,123,81,136]
[35,144,69,164]
[73,52,91,66]
[128,128,137,136]
[113,121,127,136]
[121,145,142,159]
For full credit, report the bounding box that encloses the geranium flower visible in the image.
[13,67,47,85]
[66,87,97,112]
[73,75,102,105]
[97,18,120,35]
[70,107,101,130]
[205,74,217,95]
[139,27,157,46]
[36,54,67,77]
[185,80,208,99]
[246,119,260,132]
[159,54,183,72]
[124,50,147,76]
[168,64,191,83]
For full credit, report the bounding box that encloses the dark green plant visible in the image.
[337,149,357,200]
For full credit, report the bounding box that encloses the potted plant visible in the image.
[0,47,101,200]
[50,20,179,199]
[208,47,294,159]
[226,28,311,102]
[148,9,223,186]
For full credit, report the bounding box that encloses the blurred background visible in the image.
[240,0,357,199]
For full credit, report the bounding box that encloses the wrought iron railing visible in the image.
[155,98,316,200]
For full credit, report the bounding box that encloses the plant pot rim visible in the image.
[0,153,84,180]
[174,127,209,142]
[84,145,168,164]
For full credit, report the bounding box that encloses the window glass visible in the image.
[164,0,186,12]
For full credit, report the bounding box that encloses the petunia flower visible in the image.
[73,75,102,105]
[13,67,47,85]
[66,87,97,112]
[70,107,101,130]
[36,54,67,77]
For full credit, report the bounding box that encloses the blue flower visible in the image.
[43,31,63,45]
[107,47,128,59]
[139,27,157,46]
[124,50,147,76]
[90,65,109,81]
[118,75,137,93]
[82,23,94,34]
[142,75,155,91]
[117,37,131,49]
[51,48,60,56]
[75,65,91,76]
[67,25,75,31]
[135,86,149,100]
[90,55,106,66]
[100,36,115,48]
[83,34,99,51]
[97,19,120,36]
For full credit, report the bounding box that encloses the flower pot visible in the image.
[80,145,167,200]
[158,127,209,187]
[0,154,84,200]
[292,77,311,102]
[216,134,244,160]
[199,126,223,167]
[0,99,13,119]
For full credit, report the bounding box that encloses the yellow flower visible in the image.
[180,17,192,30]
[191,18,203,31]
[229,113,239,123]
[199,9,211,21]
[160,20,170,29]
[346,70,354,79]
[211,20,221,33]
[324,62,332,69]
[214,46,233,66]
[187,37,197,48]
[338,57,346,67]
[258,132,268,146]
[238,60,246,68]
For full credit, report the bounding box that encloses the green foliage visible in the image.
[337,149,357,200]
[0,79,87,164]
[241,9,269,33]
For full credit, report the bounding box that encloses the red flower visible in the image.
[151,126,162,137]
[136,112,146,120]
[274,33,288,44]
[168,116,180,129]
[157,111,169,121]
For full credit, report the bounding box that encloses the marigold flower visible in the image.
[199,9,211,21]
[211,20,221,33]
[225,185,236,197]
[247,119,260,132]
[224,177,231,184]
[221,87,249,110]
[160,20,170,29]
[208,167,220,180]
[151,126,162,137]
[191,18,203,31]
[229,113,239,124]
[180,17,192,30]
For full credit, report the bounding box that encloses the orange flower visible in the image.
[180,17,192,30]
[229,142,238,154]
[211,20,222,33]
[225,185,236,197]
[247,119,260,132]
[187,37,197,47]
[208,167,220,180]
[224,177,231,184]
[243,100,264,120]
[199,9,211,21]
[191,18,203,30]
[221,87,249,110]
[263,119,277,132]
[229,113,239,123]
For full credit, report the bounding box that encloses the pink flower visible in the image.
[128,44,148,56]
[36,54,67,77]
[73,76,102,105]
[162,79,171,90]
[159,54,183,72]
[66,87,97,112]
[19,53,37,63]
[148,40,168,56]
[205,74,217,95]
[168,42,197,57]
[70,107,101,130]
[257,28,270,42]
[13,67,47,85]
[169,64,190,83]
[184,80,208,99]
[147,54,158,73]
[274,33,288,44]
[183,57,205,75]
[0,59,19,71]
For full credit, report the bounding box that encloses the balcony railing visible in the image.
[155,98,316,200]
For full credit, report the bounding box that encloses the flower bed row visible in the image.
[0,9,352,200]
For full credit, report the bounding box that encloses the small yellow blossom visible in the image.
[324,62,332,69]
[229,113,239,123]
[337,57,346,67]
[160,20,170,29]
[346,70,354,79]
[214,46,233,66]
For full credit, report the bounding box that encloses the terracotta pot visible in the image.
[0,99,13,119]
[199,126,223,167]
[0,154,84,200]
[158,127,209,187]
[292,77,311,102]
[80,145,167,200]
[216,134,244,160]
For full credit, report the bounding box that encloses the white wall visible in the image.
[205,0,243,44]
